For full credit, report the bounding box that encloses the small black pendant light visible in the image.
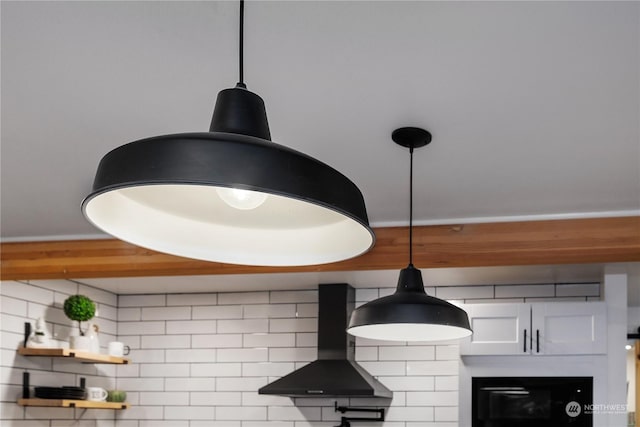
[82,1,374,267]
[347,128,472,342]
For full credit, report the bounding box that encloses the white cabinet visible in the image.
[459,302,606,356]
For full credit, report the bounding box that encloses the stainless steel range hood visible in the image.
[258,284,392,398]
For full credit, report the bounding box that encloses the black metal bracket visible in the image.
[24,322,31,347]
[23,372,30,398]
[334,402,385,426]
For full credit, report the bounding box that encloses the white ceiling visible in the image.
[1,1,639,294]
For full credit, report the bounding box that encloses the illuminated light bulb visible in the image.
[216,187,268,210]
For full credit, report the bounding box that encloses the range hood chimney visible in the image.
[258,284,392,398]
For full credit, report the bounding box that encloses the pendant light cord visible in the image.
[409,146,414,267]
[238,0,246,88]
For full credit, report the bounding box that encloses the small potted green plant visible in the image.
[63,295,96,350]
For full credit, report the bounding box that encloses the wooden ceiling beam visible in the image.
[1,216,639,280]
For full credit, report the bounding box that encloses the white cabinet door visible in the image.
[459,303,530,355]
[532,302,607,355]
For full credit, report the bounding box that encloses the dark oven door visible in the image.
[472,377,592,427]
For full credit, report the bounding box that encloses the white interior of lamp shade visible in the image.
[347,323,472,342]
[83,184,373,266]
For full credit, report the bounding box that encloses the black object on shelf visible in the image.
[22,372,29,399]
[334,401,385,426]
[627,326,640,340]
[23,322,31,348]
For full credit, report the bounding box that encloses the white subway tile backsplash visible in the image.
[116,363,140,378]
[385,406,434,422]
[166,320,216,335]
[218,348,268,362]
[244,333,295,348]
[355,336,399,347]
[118,321,165,335]
[355,288,379,302]
[191,422,241,427]
[218,319,268,334]
[142,334,191,349]
[140,363,190,377]
[1,279,601,426]
[218,292,269,305]
[192,334,242,348]
[190,391,242,406]
[139,391,190,405]
[128,349,165,363]
[267,406,321,421]
[555,282,600,297]
[379,345,435,361]
[435,345,460,360]
[0,296,27,317]
[241,391,292,406]
[168,293,218,306]
[243,304,297,319]
[142,306,191,320]
[406,360,458,376]
[117,307,141,321]
[165,377,216,391]
[77,284,117,306]
[138,421,187,427]
[525,296,586,302]
[358,361,406,376]
[31,280,78,296]
[435,375,459,391]
[270,318,316,333]
[434,406,459,421]
[435,285,494,300]
[495,284,554,298]
[355,346,378,361]
[243,422,293,427]
[165,405,215,420]
[269,290,317,304]
[216,377,268,391]
[293,303,317,318]
[379,376,435,391]
[242,362,295,377]
[295,333,317,347]
[268,347,316,362]
[118,405,164,420]
[191,363,242,377]
[3,282,53,305]
[118,294,166,307]
[166,349,215,363]
[95,303,117,321]
[116,377,164,391]
[406,391,458,406]
[217,406,267,420]
[193,305,243,320]
[469,298,524,304]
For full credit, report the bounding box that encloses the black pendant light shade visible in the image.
[81,3,374,266]
[347,127,472,342]
[348,265,472,341]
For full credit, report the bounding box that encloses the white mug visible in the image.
[86,386,108,402]
[108,341,130,357]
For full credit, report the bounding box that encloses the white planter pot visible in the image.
[69,335,93,351]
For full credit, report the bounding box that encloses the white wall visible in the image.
[0,279,605,427]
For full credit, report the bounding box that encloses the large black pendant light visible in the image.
[347,128,472,342]
[82,1,374,266]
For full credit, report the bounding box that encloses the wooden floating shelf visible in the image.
[18,347,130,364]
[18,398,129,409]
